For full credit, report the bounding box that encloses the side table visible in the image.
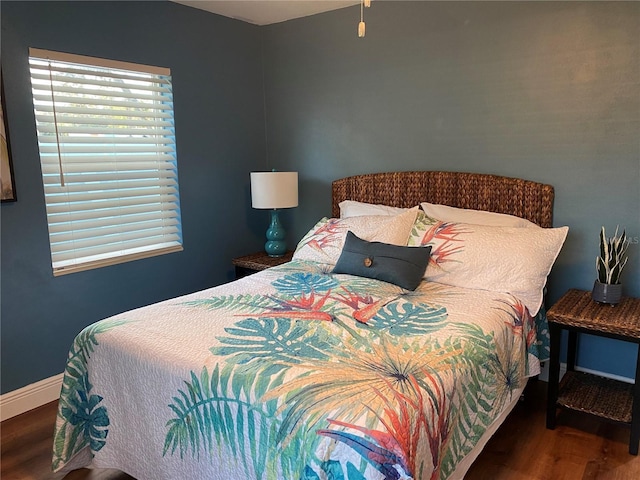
[232,251,293,279]
[545,288,640,455]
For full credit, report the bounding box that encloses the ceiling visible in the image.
[171,1,359,26]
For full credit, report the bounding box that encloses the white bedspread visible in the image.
[53,259,548,480]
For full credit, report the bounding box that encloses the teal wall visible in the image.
[262,2,640,378]
[1,1,639,394]
[0,1,267,394]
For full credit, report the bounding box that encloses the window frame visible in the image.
[29,48,183,276]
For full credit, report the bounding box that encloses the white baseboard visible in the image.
[538,361,634,384]
[0,373,64,422]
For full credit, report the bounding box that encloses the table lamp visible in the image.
[250,171,298,257]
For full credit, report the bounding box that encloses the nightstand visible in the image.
[232,251,293,279]
[546,288,640,455]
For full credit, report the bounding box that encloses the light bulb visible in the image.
[364,0,371,7]
[358,21,366,37]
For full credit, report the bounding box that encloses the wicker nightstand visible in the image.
[545,288,640,455]
[232,251,293,279]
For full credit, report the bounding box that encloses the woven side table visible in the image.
[232,251,293,279]
[545,289,640,455]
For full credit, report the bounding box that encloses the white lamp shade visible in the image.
[250,171,298,209]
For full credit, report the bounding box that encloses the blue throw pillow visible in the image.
[333,231,432,290]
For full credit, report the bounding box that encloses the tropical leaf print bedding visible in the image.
[53,260,549,480]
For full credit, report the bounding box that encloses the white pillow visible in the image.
[420,202,539,228]
[339,200,410,218]
[407,211,568,315]
[294,208,419,266]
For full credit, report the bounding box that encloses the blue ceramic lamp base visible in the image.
[265,209,287,257]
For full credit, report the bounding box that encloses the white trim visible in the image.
[29,47,170,75]
[0,373,63,422]
[571,364,635,384]
[538,361,634,384]
[53,244,183,276]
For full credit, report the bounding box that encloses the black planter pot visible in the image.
[591,280,622,305]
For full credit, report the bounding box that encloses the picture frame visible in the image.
[1,69,17,202]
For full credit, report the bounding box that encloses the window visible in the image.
[29,48,182,276]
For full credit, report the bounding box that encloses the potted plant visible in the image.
[592,226,629,304]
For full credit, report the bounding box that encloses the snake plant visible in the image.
[596,226,629,285]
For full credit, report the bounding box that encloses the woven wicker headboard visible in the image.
[332,171,554,227]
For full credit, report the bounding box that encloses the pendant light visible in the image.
[358,0,371,38]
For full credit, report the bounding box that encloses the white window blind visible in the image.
[29,48,183,276]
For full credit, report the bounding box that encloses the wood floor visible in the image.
[1,380,639,479]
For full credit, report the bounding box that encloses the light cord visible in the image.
[47,59,65,187]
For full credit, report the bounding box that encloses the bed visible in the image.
[53,171,567,480]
